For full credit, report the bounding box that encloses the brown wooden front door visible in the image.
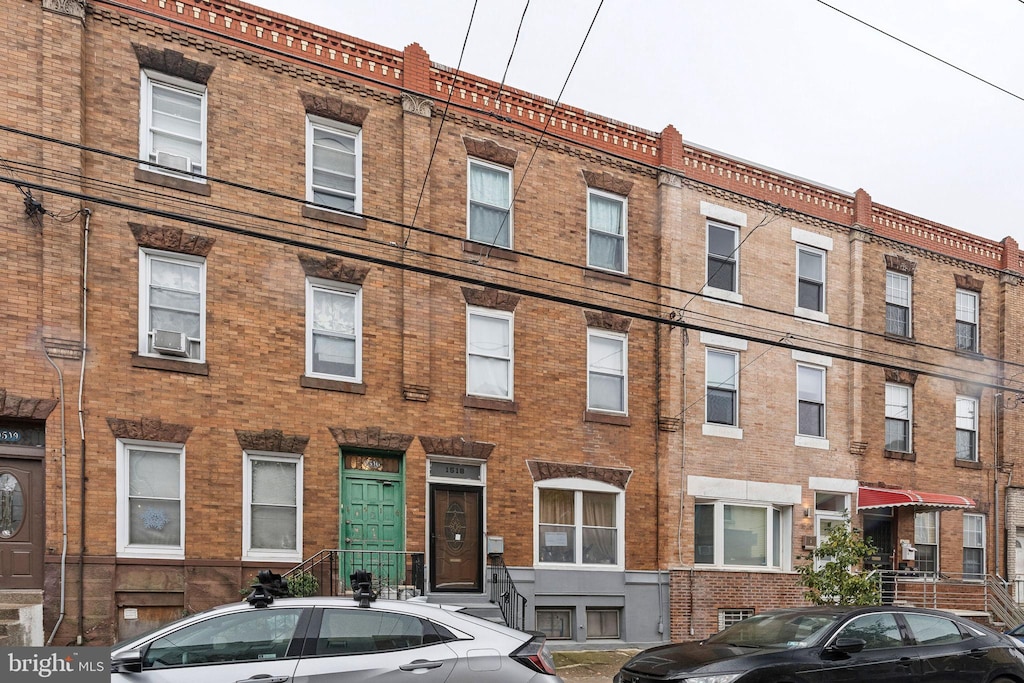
[430,485,482,592]
[0,456,44,589]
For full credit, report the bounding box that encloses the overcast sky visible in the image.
[254,0,1022,244]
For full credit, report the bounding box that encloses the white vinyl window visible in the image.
[467,307,513,400]
[797,245,826,313]
[797,365,826,438]
[963,514,985,580]
[915,511,938,573]
[139,70,207,179]
[707,222,739,293]
[243,451,302,562]
[694,501,790,569]
[536,479,624,568]
[885,383,912,453]
[955,289,979,352]
[587,189,626,273]
[116,440,185,558]
[468,159,512,248]
[306,115,361,213]
[885,271,912,337]
[139,249,206,361]
[706,349,739,427]
[587,329,627,414]
[306,278,362,382]
[955,396,978,462]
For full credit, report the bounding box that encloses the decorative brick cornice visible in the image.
[0,390,58,420]
[107,417,192,443]
[884,368,918,386]
[329,426,414,452]
[298,254,370,284]
[299,91,369,127]
[954,273,984,292]
[131,43,214,84]
[527,460,632,490]
[235,429,309,454]
[884,254,917,276]
[129,223,215,256]
[418,436,495,460]
[582,170,634,197]
[461,287,520,312]
[463,136,518,167]
[584,310,631,333]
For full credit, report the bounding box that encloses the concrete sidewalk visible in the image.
[553,649,639,682]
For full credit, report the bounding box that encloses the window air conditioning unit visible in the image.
[155,150,191,173]
[152,329,189,357]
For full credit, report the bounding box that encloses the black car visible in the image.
[615,606,1024,683]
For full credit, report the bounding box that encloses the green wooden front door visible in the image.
[340,453,405,589]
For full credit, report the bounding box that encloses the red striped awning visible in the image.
[857,486,975,511]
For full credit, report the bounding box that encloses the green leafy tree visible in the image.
[797,518,881,605]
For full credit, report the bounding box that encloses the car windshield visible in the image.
[705,613,839,649]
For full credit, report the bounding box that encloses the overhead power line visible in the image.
[816,0,1024,103]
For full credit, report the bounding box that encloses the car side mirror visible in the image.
[828,638,867,655]
[111,649,144,674]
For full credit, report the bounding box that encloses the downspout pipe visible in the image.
[76,208,91,645]
[43,349,67,646]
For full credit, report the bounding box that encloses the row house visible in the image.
[1,0,1022,648]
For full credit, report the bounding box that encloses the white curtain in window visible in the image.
[150,83,202,167]
[589,335,624,412]
[149,259,201,337]
[251,459,297,550]
[539,489,575,562]
[128,449,181,546]
[468,314,510,397]
[589,194,624,271]
[469,163,511,247]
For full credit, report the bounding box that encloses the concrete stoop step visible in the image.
[426,593,506,624]
[0,591,44,647]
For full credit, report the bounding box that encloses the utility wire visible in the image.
[4,170,1021,395]
[404,0,479,247]
[816,0,1024,103]
[480,0,605,260]
[3,128,1022,379]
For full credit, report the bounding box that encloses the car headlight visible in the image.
[681,675,743,683]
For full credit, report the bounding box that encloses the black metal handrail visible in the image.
[488,554,527,631]
[284,550,424,598]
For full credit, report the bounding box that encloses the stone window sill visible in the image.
[464,395,518,412]
[884,449,916,462]
[463,240,518,262]
[584,410,630,426]
[131,353,208,376]
[134,167,211,196]
[300,375,366,394]
[302,205,367,230]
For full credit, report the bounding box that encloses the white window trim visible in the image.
[694,500,792,571]
[795,244,829,322]
[467,158,513,248]
[885,382,913,452]
[791,227,834,252]
[796,363,828,444]
[701,332,748,351]
[915,510,940,571]
[705,348,740,428]
[586,188,627,274]
[534,478,625,571]
[700,201,747,227]
[963,513,986,578]
[305,277,362,382]
[116,439,186,559]
[687,475,802,505]
[705,220,742,302]
[305,114,362,214]
[139,69,208,181]
[587,329,628,415]
[885,270,913,337]
[242,450,303,563]
[955,395,979,462]
[955,289,979,351]
[138,248,207,362]
[466,306,514,400]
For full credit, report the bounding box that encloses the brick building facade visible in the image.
[1,0,1022,648]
